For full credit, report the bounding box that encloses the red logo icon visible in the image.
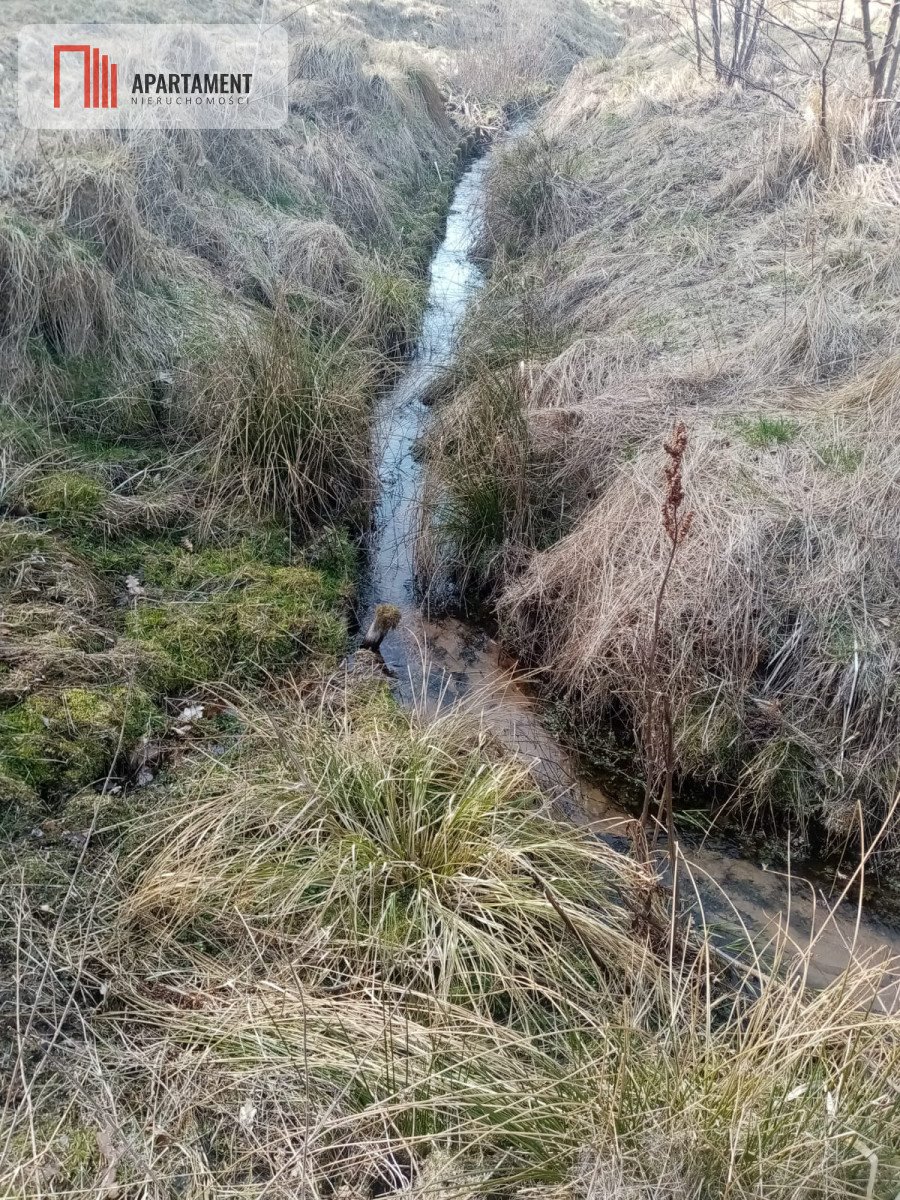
[53,44,118,109]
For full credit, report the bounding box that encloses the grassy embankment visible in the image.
[5,683,900,1197]
[422,8,900,866]
[2,3,900,1197]
[0,0,606,823]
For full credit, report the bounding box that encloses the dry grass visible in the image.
[7,5,899,1196]
[2,685,900,1198]
[424,15,900,855]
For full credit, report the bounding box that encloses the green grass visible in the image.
[0,685,157,800]
[736,415,801,447]
[263,186,306,212]
[23,470,108,526]
[818,440,863,472]
[126,562,348,689]
[391,169,455,269]
[359,258,426,346]
[425,366,539,599]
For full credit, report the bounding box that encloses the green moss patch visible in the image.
[70,528,292,588]
[23,470,108,526]
[0,685,156,799]
[126,563,347,688]
[141,534,294,590]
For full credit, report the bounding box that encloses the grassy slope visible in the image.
[423,15,900,862]
[0,0,618,818]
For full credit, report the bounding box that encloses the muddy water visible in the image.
[359,146,900,1006]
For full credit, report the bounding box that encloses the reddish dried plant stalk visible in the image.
[641,421,696,915]
[662,421,695,547]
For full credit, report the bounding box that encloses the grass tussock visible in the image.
[121,699,658,1012]
[424,21,900,856]
[2,688,900,1198]
[199,320,378,529]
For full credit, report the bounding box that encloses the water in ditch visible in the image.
[358,141,900,1006]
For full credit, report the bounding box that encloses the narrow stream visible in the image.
[359,143,900,1006]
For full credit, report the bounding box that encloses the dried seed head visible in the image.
[661,421,694,546]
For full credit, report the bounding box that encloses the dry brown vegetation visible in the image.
[422,6,900,860]
[3,681,900,1198]
[4,3,900,1197]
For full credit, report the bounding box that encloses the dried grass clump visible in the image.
[445,0,622,107]
[34,146,147,283]
[198,319,377,529]
[121,700,658,1013]
[499,391,900,846]
[725,98,883,207]
[0,520,100,612]
[0,208,115,359]
[478,133,591,260]
[274,218,360,306]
